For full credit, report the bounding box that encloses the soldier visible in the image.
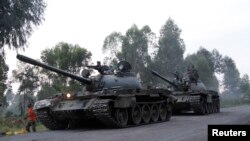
[172,71,182,83]
[25,103,37,132]
[187,65,199,84]
[192,65,199,82]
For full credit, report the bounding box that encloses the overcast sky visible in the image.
[6,0,250,78]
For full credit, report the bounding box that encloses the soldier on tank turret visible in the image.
[187,65,199,84]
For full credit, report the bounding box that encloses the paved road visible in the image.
[1,105,250,141]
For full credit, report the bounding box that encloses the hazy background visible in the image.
[6,0,250,77]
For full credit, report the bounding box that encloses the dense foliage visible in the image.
[103,18,250,104]
[37,42,92,100]
[0,55,9,107]
[0,0,46,53]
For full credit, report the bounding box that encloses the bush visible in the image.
[220,93,245,107]
[0,117,47,134]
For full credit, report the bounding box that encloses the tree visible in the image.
[239,74,250,102]
[103,32,123,64]
[41,42,92,73]
[0,0,46,53]
[37,42,92,99]
[103,25,156,85]
[12,62,39,96]
[185,53,219,91]
[196,47,214,71]
[0,55,9,106]
[222,56,240,94]
[12,62,39,116]
[4,93,35,117]
[153,18,185,77]
[211,49,224,73]
[36,83,57,100]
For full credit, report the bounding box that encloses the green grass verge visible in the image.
[220,98,249,108]
[0,118,48,135]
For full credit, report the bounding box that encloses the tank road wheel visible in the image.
[150,104,160,122]
[199,98,208,114]
[166,104,173,121]
[141,104,151,123]
[212,101,216,113]
[204,102,209,114]
[216,99,220,113]
[115,108,129,127]
[213,101,217,113]
[207,103,212,114]
[130,105,142,125]
[199,101,206,115]
[159,103,167,121]
[214,99,219,113]
[206,103,210,114]
[210,103,214,113]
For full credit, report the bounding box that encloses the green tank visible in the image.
[17,54,176,129]
[151,70,220,115]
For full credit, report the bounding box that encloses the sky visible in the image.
[5,0,250,81]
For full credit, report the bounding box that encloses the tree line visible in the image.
[103,18,249,97]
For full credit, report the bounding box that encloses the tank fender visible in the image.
[114,95,136,108]
[167,95,177,104]
[34,99,52,110]
[83,98,97,109]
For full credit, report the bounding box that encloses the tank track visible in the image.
[36,108,68,130]
[90,99,121,128]
[190,96,205,114]
[190,95,220,115]
[90,99,172,128]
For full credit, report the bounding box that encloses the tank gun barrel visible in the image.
[16,54,92,85]
[151,70,178,88]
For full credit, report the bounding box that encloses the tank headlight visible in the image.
[66,93,71,98]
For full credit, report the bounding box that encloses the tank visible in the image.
[16,54,176,129]
[151,70,220,115]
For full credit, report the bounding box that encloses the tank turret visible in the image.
[151,70,207,92]
[17,54,142,91]
[151,70,186,91]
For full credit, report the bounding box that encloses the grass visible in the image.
[36,123,48,132]
[221,100,243,108]
[0,117,48,136]
[220,97,250,108]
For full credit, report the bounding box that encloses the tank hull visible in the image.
[35,88,176,129]
[173,90,220,115]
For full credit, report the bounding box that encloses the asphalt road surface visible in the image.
[2,105,250,141]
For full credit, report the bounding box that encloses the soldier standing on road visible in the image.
[26,103,37,132]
